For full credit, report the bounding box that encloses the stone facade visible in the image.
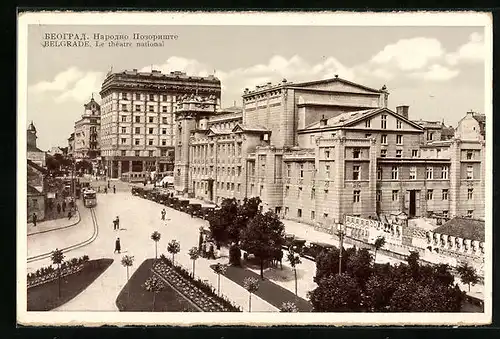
[27,122,46,167]
[99,69,221,181]
[73,97,101,161]
[176,76,485,227]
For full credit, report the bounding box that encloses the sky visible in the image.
[26,24,487,150]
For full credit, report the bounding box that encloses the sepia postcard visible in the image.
[17,11,492,326]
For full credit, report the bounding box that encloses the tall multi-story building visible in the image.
[27,121,46,167]
[176,75,485,227]
[99,69,221,181]
[73,97,101,161]
[67,132,75,158]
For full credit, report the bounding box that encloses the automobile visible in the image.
[168,197,179,208]
[187,203,202,217]
[177,199,190,212]
[302,242,336,260]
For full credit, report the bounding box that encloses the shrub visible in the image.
[229,244,241,266]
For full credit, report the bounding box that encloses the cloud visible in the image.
[55,71,105,103]
[30,67,84,93]
[446,32,484,66]
[409,64,460,81]
[370,37,444,71]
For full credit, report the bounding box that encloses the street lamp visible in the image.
[336,218,345,275]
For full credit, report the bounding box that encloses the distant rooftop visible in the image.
[108,69,220,82]
[433,217,485,242]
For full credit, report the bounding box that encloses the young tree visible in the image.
[144,275,165,311]
[373,236,386,264]
[243,276,260,312]
[239,211,285,279]
[121,255,134,301]
[456,262,479,292]
[213,263,228,296]
[188,247,200,278]
[167,239,180,265]
[286,246,302,296]
[50,248,65,298]
[150,231,161,259]
[280,301,299,312]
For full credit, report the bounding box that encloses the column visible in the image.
[118,161,122,179]
[110,161,115,179]
[129,160,132,173]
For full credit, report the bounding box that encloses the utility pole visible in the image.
[337,217,345,275]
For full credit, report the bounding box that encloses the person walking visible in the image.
[113,185,116,194]
[115,216,120,230]
[32,213,37,227]
[104,187,108,194]
[108,180,111,189]
[161,208,166,221]
[113,218,117,230]
[114,237,121,254]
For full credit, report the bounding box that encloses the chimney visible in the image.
[396,105,409,119]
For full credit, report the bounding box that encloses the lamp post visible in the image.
[336,218,345,275]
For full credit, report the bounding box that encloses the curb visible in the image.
[27,209,82,236]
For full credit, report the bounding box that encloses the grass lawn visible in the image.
[212,264,313,312]
[116,258,200,312]
[27,258,114,311]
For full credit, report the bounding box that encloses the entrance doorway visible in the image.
[409,190,416,217]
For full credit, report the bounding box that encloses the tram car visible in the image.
[82,188,97,208]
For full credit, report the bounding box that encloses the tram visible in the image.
[82,188,97,208]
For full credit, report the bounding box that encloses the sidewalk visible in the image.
[28,208,81,236]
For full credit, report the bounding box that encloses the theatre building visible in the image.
[175,76,485,227]
[99,69,221,181]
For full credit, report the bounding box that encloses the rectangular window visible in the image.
[381,149,387,158]
[149,94,154,101]
[426,167,433,179]
[396,150,402,158]
[135,116,140,123]
[353,165,360,180]
[148,128,154,134]
[148,105,154,112]
[381,134,388,144]
[237,184,241,192]
[412,149,418,157]
[135,139,140,145]
[135,150,140,156]
[396,135,403,145]
[377,167,382,180]
[300,164,304,178]
[285,207,289,215]
[162,106,168,113]
[467,165,474,180]
[353,190,360,203]
[396,120,402,129]
[311,211,316,220]
[121,116,127,122]
[285,186,289,197]
[122,92,128,99]
[441,166,449,179]
[231,183,235,191]
[427,132,434,141]
[443,210,449,219]
[149,150,154,157]
[436,149,441,158]
[297,209,302,218]
[121,127,126,133]
[409,166,416,180]
[121,138,126,144]
[161,139,166,146]
[466,151,473,160]
[427,189,433,200]
[325,165,330,179]
[325,150,330,159]
[298,187,302,198]
[353,149,360,159]
[376,190,381,202]
[135,105,141,112]
[311,188,315,199]
[135,127,140,134]
[442,189,449,200]
[392,190,399,201]
[121,104,128,111]
[381,114,387,129]
[161,128,167,135]
[365,119,371,128]
[365,133,372,138]
[468,188,473,200]
[121,150,126,156]
[391,166,399,180]
[161,149,167,156]
[162,117,168,124]
[161,95,166,101]
[149,117,154,123]
[467,210,473,218]
[135,93,140,100]
[148,139,153,146]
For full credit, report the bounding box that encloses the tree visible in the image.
[232,197,261,243]
[213,263,228,296]
[167,239,180,265]
[280,301,299,312]
[50,248,64,298]
[309,273,364,312]
[407,251,421,279]
[150,231,161,259]
[121,255,134,301]
[314,246,340,282]
[286,246,302,296]
[456,262,479,292]
[144,275,165,311]
[346,247,373,288]
[46,155,61,172]
[239,211,285,279]
[373,236,386,263]
[207,198,238,246]
[243,276,260,312]
[188,247,200,278]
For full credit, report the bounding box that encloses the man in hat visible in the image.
[114,237,121,253]
[161,208,166,221]
[32,213,37,227]
[113,185,116,194]
[115,216,120,230]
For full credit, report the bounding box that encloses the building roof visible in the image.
[27,184,43,195]
[412,119,443,129]
[433,217,485,242]
[472,113,486,136]
[441,125,455,139]
[27,121,36,133]
[27,159,47,174]
[293,76,385,94]
[84,97,101,110]
[232,124,270,134]
[219,105,243,113]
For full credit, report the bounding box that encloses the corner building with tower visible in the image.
[99,69,221,181]
[172,75,486,228]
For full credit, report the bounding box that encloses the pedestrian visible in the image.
[62,201,66,212]
[113,219,117,230]
[108,180,110,188]
[104,187,108,194]
[114,237,121,254]
[113,185,116,194]
[116,216,120,230]
[161,208,166,220]
[32,213,37,227]
[57,203,61,214]
[69,199,74,209]
[98,186,101,193]
[68,210,72,220]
